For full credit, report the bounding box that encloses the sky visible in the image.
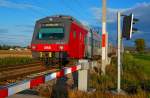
[0,0,150,47]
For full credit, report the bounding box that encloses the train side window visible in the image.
[73,31,76,39]
[84,36,87,44]
[39,33,42,39]
[89,37,91,45]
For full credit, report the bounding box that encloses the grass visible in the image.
[0,50,32,58]
[132,53,150,61]
[68,90,148,98]
[86,52,150,98]
[0,50,34,67]
[35,52,150,98]
[1,51,147,98]
[132,53,150,75]
[123,52,150,78]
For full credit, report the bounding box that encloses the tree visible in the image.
[134,38,146,52]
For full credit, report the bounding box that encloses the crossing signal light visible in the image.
[122,13,139,40]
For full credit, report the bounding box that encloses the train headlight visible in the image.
[40,52,42,57]
[59,46,64,50]
[49,52,52,57]
[32,46,36,50]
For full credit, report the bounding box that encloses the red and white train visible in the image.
[31,15,101,65]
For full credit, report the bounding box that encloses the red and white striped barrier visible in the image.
[0,65,81,98]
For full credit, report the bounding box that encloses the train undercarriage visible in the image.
[32,51,101,68]
[35,52,71,67]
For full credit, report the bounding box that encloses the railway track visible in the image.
[0,62,42,72]
[0,62,59,86]
[0,60,75,87]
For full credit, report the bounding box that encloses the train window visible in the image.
[38,27,64,40]
[90,38,92,45]
[89,37,91,45]
[84,37,86,44]
[73,31,76,39]
[39,33,42,39]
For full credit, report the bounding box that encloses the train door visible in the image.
[68,23,86,59]
[69,25,79,58]
[78,32,85,58]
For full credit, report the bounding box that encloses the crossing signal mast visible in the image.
[117,12,139,93]
[122,13,139,40]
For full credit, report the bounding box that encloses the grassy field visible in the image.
[0,57,37,67]
[86,52,150,98]
[0,50,36,67]
[132,53,150,75]
[37,52,150,98]
[123,52,150,79]
[0,50,32,58]
[1,50,150,97]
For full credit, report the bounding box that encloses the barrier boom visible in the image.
[0,65,81,98]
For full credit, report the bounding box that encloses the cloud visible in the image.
[0,25,33,46]
[0,33,32,46]
[91,2,150,47]
[0,28,8,34]
[80,20,89,26]
[91,7,117,23]
[91,2,150,23]
[0,0,44,10]
[15,24,34,33]
[15,24,34,28]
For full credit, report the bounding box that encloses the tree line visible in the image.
[0,45,23,50]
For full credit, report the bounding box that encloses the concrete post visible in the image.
[78,59,89,92]
[101,0,107,75]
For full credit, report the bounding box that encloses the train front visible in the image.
[31,16,70,65]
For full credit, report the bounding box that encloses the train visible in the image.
[31,15,101,66]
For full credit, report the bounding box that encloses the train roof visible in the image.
[37,15,88,31]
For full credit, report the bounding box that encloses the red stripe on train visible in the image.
[31,44,68,52]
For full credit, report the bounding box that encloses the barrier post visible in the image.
[78,59,89,92]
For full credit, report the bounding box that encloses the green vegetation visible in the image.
[126,53,150,76]
[135,38,146,52]
[0,45,19,50]
[0,57,36,67]
[121,52,150,94]
[36,52,150,98]
[89,52,150,96]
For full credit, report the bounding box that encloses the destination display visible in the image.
[41,23,64,27]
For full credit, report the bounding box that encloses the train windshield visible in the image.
[38,27,64,40]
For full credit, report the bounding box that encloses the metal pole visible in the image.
[117,12,121,93]
[101,0,107,75]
